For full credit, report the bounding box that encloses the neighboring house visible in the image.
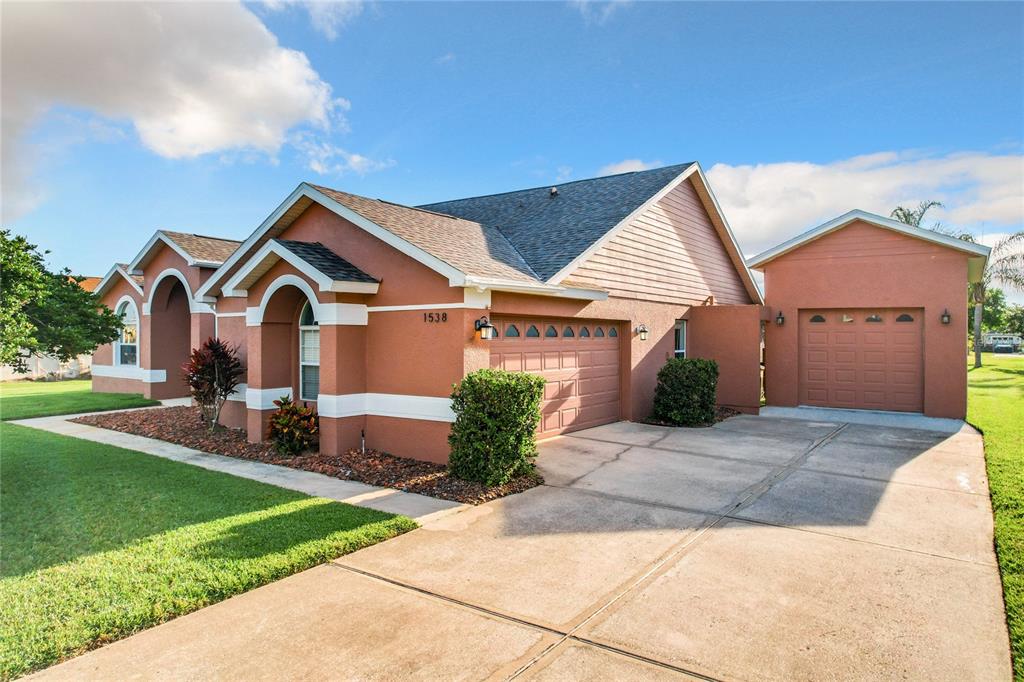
[93,163,765,462]
[0,275,102,381]
[749,210,990,419]
[981,332,1022,351]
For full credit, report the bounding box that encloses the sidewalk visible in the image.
[12,410,467,524]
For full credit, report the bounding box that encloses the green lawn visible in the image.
[0,423,417,680]
[968,353,1024,679]
[0,379,158,421]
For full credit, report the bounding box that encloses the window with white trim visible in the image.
[116,300,139,366]
[673,320,687,358]
[299,301,320,402]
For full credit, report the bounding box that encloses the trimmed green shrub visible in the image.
[652,357,719,426]
[448,368,546,486]
[267,396,319,455]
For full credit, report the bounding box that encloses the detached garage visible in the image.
[750,210,990,420]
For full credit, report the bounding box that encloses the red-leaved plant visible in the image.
[267,396,319,456]
[181,337,244,432]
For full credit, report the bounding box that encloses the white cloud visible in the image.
[435,52,456,66]
[556,165,573,182]
[293,134,395,176]
[1,1,387,223]
[262,0,364,40]
[599,158,663,176]
[706,150,1024,258]
[570,0,632,25]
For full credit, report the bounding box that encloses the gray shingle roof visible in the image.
[418,163,693,281]
[162,231,242,265]
[310,185,540,283]
[273,239,378,283]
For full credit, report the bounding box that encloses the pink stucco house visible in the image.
[92,164,987,462]
[93,163,765,462]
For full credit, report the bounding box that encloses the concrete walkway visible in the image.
[28,414,1011,680]
[12,412,466,523]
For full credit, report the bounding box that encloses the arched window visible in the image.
[526,325,540,337]
[809,314,826,323]
[896,313,914,322]
[545,325,558,337]
[608,327,618,337]
[505,324,520,337]
[563,326,575,337]
[115,300,139,366]
[580,327,591,337]
[866,314,883,323]
[595,327,605,337]
[299,301,320,402]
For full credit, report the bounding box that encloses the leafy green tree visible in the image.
[982,288,1008,331]
[0,230,122,373]
[1004,304,1024,336]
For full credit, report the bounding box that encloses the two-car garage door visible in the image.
[489,317,621,438]
[799,308,923,412]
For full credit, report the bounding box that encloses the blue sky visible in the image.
[3,1,1022,297]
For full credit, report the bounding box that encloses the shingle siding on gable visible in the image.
[566,178,751,305]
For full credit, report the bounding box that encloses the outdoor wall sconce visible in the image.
[636,324,650,341]
[475,316,496,340]
[940,309,952,325]
[775,311,785,326]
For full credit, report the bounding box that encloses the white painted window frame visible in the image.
[114,295,140,367]
[298,301,320,402]
[674,320,687,359]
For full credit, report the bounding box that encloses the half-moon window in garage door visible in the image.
[563,326,574,337]
[580,326,590,337]
[896,313,914,322]
[866,314,883,323]
[594,327,605,337]
[545,325,558,337]
[810,314,826,323]
[505,324,519,337]
[608,327,618,337]
[526,325,540,337]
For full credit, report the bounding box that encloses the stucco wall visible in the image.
[686,304,764,412]
[761,220,971,419]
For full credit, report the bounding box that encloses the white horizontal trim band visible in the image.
[317,393,455,422]
[246,386,292,410]
[92,364,167,383]
[227,383,247,402]
[367,303,468,312]
[215,311,248,318]
[246,303,367,326]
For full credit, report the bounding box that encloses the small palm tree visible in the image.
[891,201,1024,367]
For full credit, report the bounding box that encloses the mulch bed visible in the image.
[642,405,743,428]
[72,406,541,505]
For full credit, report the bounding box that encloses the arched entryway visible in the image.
[146,273,192,398]
[257,279,320,408]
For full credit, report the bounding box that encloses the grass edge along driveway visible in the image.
[968,353,1024,680]
[0,379,158,421]
[0,423,417,680]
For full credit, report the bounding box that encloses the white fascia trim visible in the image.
[746,209,993,270]
[94,264,144,299]
[545,164,700,286]
[128,231,208,274]
[92,364,166,383]
[463,276,609,301]
[246,386,292,410]
[688,164,765,305]
[317,393,455,422]
[198,184,468,299]
[227,383,247,402]
[222,239,379,296]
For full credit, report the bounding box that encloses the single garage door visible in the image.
[490,317,621,438]
[799,308,923,412]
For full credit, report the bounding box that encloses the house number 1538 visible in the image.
[423,312,448,323]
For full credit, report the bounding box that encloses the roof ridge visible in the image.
[418,162,694,207]
[161,229,242,244]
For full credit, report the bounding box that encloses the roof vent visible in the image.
[549,187,558,197]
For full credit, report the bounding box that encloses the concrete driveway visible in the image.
[38,415,1010,681]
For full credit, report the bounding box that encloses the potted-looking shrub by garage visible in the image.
[652,357,719,426]
[448,368,546,486]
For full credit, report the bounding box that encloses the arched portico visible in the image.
[142,272,192,399]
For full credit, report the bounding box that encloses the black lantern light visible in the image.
[475,316,496,340]
[636,324,650,341]
[775,311,785,326]
[940,309,952,325]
